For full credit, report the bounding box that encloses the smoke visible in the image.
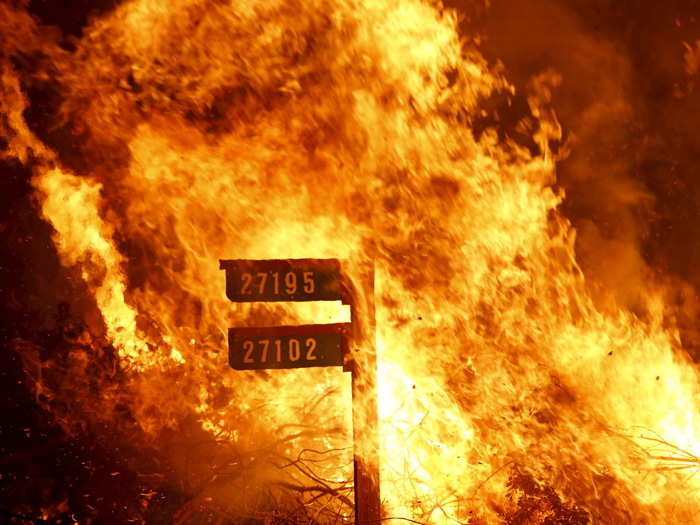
[453,0,700,327]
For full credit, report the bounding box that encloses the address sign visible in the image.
[218,257,380,519]
[219,259,342,302]
[228,323,348,370]
[220,258,347,371]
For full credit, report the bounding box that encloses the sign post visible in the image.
[345,264,381,525]
[219,259,381,524]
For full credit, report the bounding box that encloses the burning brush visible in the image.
[2,0,700,523]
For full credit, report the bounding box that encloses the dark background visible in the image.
[2,0,700,522]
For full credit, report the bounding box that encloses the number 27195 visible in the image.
[240,271,314,296]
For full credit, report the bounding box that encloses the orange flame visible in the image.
[2,0,700,522]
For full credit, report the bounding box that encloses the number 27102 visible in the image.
[240,271,314,296]
[242,338,317,364]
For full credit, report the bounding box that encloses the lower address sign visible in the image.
[228,323,350,370]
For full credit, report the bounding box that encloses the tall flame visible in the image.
[3,0,700,522]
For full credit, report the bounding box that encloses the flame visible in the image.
[3,0,700,522]
[34,168,155,366]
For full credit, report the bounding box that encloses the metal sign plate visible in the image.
[228,323,349,370]
[220,259,342,302]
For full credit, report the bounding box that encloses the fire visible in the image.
[3,0,700,523]
[34,168,155,367]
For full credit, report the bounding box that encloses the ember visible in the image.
[2,0,700,523]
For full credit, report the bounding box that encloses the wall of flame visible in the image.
[2,0,700,523]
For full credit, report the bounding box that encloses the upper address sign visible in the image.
[219,259,343,302]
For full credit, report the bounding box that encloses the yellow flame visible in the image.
[7,0,700,522]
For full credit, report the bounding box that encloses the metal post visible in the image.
[347,263,381,524]
[220,258,380,521]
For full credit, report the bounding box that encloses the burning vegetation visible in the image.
[2,0,700,523]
